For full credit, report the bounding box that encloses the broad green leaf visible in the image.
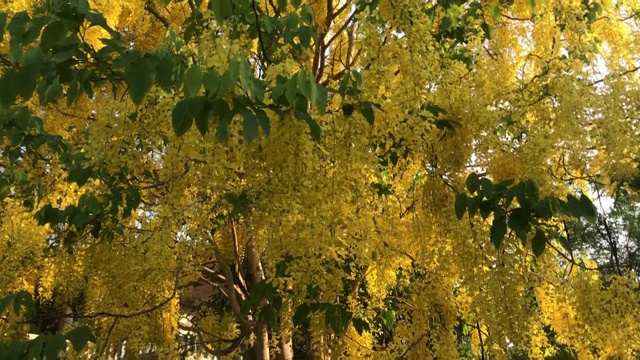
[155,52,177,92]
[242,108,259,143]
[0,69,20,107]
[0,294,14,315]
[352,317,370,336]
[338,75,350,96]
[194,101,211,136]
[43,79,63,103]
[579,194,598,222]
[298,70,316,102]
[298,26,312,47]
[525,179,539,201]
[254,107,270,136]
[486,6,502,21]
[454,193,467,220]
[76,0,90,14]
[465,173,480,193]
[285,76,298,105]
[300,5,314,25]
[183,65,203,97]
[467,196,480,217]
[0,13,7,42]
[481,22,493,40]
[172,98,198,136]
[125,57,156,105]
[490,216,507,249]
[508,208,530,244]
[209,0,233,24]
[566,194,582,219]
[293,303,311,326]
[302,114,321,141]
[43,334,67,360]
[65,326,96,352]
[479,200,492,220]
[342,104,355,116]
[26,335,45,360]
[284,12,299,30]
[40,20,66,50]
[532,229,546,256]
[359,102,375,125]
[203,69,221,97]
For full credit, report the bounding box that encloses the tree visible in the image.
[1,0,640,359]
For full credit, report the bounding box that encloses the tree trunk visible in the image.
[247,238,270,360]
[277,336,294,360]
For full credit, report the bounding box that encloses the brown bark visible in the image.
[277,336,294,360]
[247,238,270,360]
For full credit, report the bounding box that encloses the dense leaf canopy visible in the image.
[1,0,640,358]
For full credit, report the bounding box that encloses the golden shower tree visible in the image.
[1,0,640,358]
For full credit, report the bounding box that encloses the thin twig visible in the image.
[251,0,272,65]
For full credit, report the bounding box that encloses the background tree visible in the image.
[1,0,640,359]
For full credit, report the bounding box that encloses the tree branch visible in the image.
[144,1,170,28]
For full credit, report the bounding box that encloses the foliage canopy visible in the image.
[1,0,640,358]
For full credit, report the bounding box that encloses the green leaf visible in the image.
[454,193,467,220]
[125,57,155,105]
[464,198,478,219]
[26,335,44,360]
[298,70,316,102]
[579,194,597,222]
[342,104,355,116]
[293,303,311,326]
[209,0,233,24]
[44,79,63,103]
[43,334,67,360]
[172,98,204,136]
[465,173,480,193]
[284,12,299,30]
[525,179,540,201]
[254,108,270,136]
[566,194,582,219]
[298,26,312,47]
[490,216,507,249]
[155,51,177,92]
[65,326,95,351]
[203,69,221,97]
[338,75,350,96]
[40,20,66,50]
[0,13,7,42]
[285,75,298,105]
[301,113,321,141]
[76,0,90,14]
[526,0,536,9]
[300,5,314,25]
[215,101,233,143]
[242,108,259,143]
[479,200,492,220]
[194,101,211,136]
[359,102,375,125]
[508,208,531,244]
[183,65,203,97]
[486,6,502,21]
[277,0,288,11]
[0,294,14,315]
[532,229,546,256]
[480,22,493,40]
[352,317,370,336]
